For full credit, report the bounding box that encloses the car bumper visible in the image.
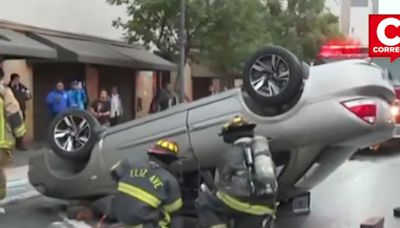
[393,124,400,138]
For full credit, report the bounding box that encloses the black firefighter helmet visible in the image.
[219,115,256,142]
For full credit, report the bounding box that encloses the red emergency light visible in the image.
[317,39,368,60]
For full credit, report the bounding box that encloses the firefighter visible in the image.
[0,70,26,144]
[195,115,278,228]
[0,68,26,209]
[110,139,183,228]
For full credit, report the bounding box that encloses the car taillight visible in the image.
[391,106,399,117]
[391,99,400,123]
[341,99,377,124]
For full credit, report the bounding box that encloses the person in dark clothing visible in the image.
[90,89,111,126]
[8,73,31,120]
[195,115,278,228]
[110,139,183,228]
[149,90,161,114]
[158,84,179,112]
[46,81,69,118]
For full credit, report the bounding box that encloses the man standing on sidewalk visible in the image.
[90,89,111,127]
[109,86,123,126]
[46,81,69,119]
[8,73,31,121]
[0,68,26,211]
[68,81,87,111]
[158,84,179,112]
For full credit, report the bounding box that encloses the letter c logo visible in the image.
[377,17,400,46]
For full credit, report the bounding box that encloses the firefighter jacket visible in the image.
[0,96,16,150]
[216,137,255,197]
[110,157,183,227]
[214,136,277,215]
[0,83,26,138]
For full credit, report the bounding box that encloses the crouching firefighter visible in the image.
[0,68,26,203]
[195,115,278,228]
[110,139,183,228]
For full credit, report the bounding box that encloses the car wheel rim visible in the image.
[249,54,290,97]
[53,115,91,152]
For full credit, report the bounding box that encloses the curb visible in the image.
[0,177,41,206]
[0,190,41,206]
[7,178,29,188]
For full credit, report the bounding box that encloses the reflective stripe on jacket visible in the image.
[110,158,182,227]
[0,87,26,138]
[216,191,275,216]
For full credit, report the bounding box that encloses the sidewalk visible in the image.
[0,145,48,206]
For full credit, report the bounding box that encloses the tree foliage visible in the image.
[265,0,344,61]
[107,0,211,59]
[193,0,271,77]
[107,0,343,77]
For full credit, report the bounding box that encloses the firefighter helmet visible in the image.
[147,139,179,157]
[219,115,256,136]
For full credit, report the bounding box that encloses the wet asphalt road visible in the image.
[0,197,66,228]
[276,149,400,228]
[4,150,400,228]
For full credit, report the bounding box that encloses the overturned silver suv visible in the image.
[28,46,396,216]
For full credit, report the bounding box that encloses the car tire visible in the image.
[48,109,101,162]
[243,46,305,106]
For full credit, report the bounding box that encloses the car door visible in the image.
[101,107,190,169]
[186,90,245,170]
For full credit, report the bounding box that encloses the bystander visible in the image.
[158,84,179,111]
[8,73,31,120]
[90,89,111,127]
[109,86,123,126]
[68,81,87,110]
[46,81,69,119]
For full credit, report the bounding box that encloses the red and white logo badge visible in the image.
[369,14,400,62]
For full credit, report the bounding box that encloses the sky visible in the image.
[379,0,400,13]
[0,0,398,41]
[0,0,127,40]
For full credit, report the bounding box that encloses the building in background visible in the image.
[325,0,351,36]
[371,0,379,13]
[349,0,374,45]
[0,0,126,40]
[0,23,175,141]
[340,0,352,36]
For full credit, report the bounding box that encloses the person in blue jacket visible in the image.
[68,81,87,110]
[46,81,69,118]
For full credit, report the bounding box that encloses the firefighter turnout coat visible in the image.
[214,136,277,216]
[110,157,183,227]
[0,83,26,139]
[0,95,13,200]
